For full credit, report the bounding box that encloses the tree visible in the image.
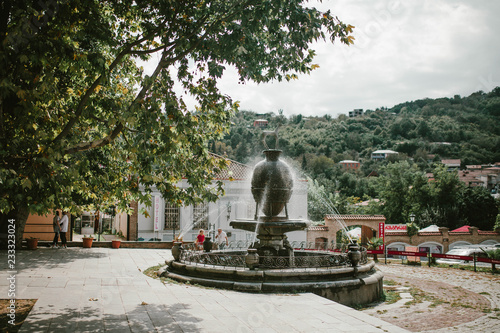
[459,186,498,230]
[495,214,500,232]
[430,164,464,229]
[376,161,421,224]
[367,237,384,262]
[0,1,353,247]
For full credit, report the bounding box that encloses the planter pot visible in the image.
[111,240,121,249]
[245,248,260,270]
[27,238,38,250]
[348,240,361,267]
[82,237,94,248]
[171,241,184,261]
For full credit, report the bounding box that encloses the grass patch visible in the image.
[384,279,399,286]
[433,263,496,274]
[143,264,163,279]
[384,290,402,305]
[0,299,37,332]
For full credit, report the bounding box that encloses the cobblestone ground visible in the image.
[363,263,500,332]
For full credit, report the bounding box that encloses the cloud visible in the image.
[140,0,500,118]
[218,0,500,117]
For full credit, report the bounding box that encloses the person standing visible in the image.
[215,228,228,250]
[194,229,205,250]
[51,211,60,248]
[59,211,69,248]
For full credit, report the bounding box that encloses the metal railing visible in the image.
[177,245,367,269]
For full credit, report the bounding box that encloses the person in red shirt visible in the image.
[195,229,205,250]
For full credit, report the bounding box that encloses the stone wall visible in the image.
[385,227,500,252]
[307,215,500,253]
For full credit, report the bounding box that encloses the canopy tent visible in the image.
[451,225,479,232]
[420,225,440,232]
[347,227,361,238]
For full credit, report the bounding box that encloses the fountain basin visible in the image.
[229,219,308,235]
[162,254,383,306]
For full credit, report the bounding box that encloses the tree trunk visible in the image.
[0,205,30,249]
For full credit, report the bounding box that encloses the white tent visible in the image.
[420,225,440,232]
[347,227,361,238]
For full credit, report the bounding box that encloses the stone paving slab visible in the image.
[0,247,409,332]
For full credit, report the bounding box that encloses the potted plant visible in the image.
[82,235,94,248]
[111,239,121,249]
[367,237,384,262]
[26,237,39,250]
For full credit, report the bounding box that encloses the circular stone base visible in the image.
[161,259,383,307]
[229,219,308,234]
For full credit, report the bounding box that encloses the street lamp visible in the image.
[409,213,415,223]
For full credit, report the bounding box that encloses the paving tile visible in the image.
[27,279,49,287]
[103,319,132,332]
[2,248,410,333]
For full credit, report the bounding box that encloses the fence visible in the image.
[178,244,367,269]
[366,249,500,272]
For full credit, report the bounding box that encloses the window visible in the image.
[164,202,180,230]
[193,202,209,230]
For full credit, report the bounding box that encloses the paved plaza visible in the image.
[1,247,409,332]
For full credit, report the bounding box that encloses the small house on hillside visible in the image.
[338,160,360,171]
[441,159,461,170]
[253,119,268,128]
[371,150,398,160]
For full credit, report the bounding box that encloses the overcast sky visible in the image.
[215,0,500,117]
[143,0,500,118]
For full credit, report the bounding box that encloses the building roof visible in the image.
[354,199,380,207]
[210,153,252,180]
[458,170,483,186]
[466,165,482,170]
[339,160,360,164]
[308,225,328,231]
[372,150,398,154]
[441,159,461,166]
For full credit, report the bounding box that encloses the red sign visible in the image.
[379,222,385,250]
[476,257,500,264]
[385,224,407,231]
[367,250,384,254]
[387,250,428,257]
[432,253,472,261]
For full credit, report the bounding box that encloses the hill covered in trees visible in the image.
[212,88,500,230]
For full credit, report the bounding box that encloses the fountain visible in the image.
[161,133,383,306]
[229,148,308,258]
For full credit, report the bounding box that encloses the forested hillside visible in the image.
[212,88,500,230]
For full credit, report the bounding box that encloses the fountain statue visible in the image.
[161,128,383,306]
[229,148,308,258]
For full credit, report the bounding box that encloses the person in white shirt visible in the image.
[59,211,69,248]
[51,211,60,248]
[215,228,228,250]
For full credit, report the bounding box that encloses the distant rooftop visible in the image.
[372,149,398,154]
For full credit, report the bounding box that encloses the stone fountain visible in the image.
[229,148,308,257]
[161,134,383,306]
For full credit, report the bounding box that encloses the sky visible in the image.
[145,0,500,118]
[218,0,500,117]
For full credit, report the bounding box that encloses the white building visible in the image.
[371,149,399,160]
[129,155,308,244]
